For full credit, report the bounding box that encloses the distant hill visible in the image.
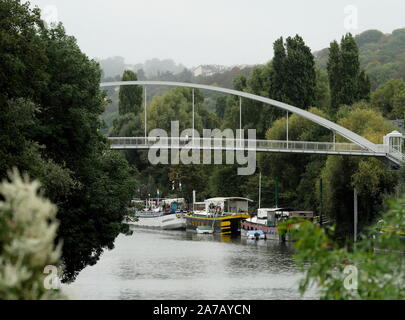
[98,57,187,79]
[194,66,255,89]
[315,28,405,89]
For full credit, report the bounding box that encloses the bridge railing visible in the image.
[108,137,390,155]
[255,140,367,153]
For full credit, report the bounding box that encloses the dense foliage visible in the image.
[292,191,404,300]
[0,0,137,282]
[104,29,402,246]
[371,79,405,120]
[104,28,403,244]
[118,70,143,115]
[317,28,405,90]
[327,34,370,115]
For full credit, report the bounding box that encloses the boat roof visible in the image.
[258,207,296,212]
[161,198,185,204]
[205,197,253,202]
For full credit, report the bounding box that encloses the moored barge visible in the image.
[241,208,315,241]
[186,197,252,235]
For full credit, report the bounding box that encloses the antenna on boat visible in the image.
[193,190,196,213]
[274,179,279,209]
[258,172,262,209]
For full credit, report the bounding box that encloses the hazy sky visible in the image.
[28,0,405,68]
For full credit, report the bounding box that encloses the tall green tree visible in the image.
[118,70,143,115]
[327,34,371,115]
[270,37,287,103]
[0,0,48,178]
[222,63,277,138]
[326,41,342,114]
[0,1,138,282]
[270,35,316,110]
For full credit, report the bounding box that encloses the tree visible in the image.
[261,107,330,208]
[270,35,316,110]
[215,96,227,120]
[0,1,139,283]
[327,34,371,115]
[314,68,331,114]
[207,164,250,198]
[292,192,405,300]
[357,70,371,103]
[320,104,397,239]
[0,0,48,178]
[371,79,405,119]
[0,0,47,103]
[35,25,139,281]
[168,165,210,203]
[222,63,277,138]
[34,24,105,169]
[147,87,216,133]
[59,151,137,282]
[327,41,343,113]
[270,37,287,103]
[340,34,362,105]
[118,70,143,115]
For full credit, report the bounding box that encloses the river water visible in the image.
[64,228,318,300]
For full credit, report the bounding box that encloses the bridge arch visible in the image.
[100,81,379,152]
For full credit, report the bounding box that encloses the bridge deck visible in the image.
[108,137,392,157]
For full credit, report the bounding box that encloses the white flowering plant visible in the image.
[0,169,65,300]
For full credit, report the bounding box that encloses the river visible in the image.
[63,228,318,300]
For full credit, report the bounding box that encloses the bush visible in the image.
[0,170,65,300]
[292,193,405,300]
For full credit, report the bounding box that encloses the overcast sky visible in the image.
[27,0,405,68]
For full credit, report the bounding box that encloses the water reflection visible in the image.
[64,228,318,300]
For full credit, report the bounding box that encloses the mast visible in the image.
[275,179,279,208]
[258,172,262,209]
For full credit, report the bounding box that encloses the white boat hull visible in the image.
[161,215,186,230]
[128,213,186,230]
[196,229,214,234]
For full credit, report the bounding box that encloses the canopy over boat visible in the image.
[205,197,253,203]
[204,197,253,215]
[161,198,185,205]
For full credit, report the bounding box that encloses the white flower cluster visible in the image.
[0,169,65,300]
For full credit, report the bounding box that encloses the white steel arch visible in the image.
[100,81,379,152]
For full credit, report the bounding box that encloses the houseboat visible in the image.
[127,198,187,230]
[186,197,252,235]
[240,208,315,241]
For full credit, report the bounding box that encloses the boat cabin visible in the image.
[193,202,206,215]
[289,211,315,219]
[204,197,253,217]
[161,198,186,212]
[247,208,314,227]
